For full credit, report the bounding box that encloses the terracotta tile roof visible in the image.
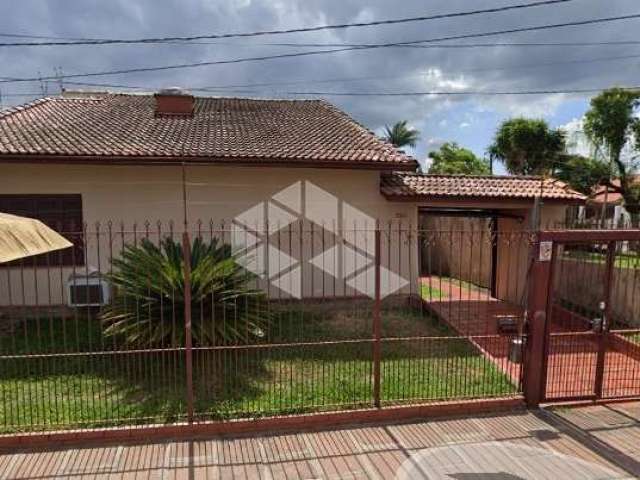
[381,173,586,202]
[589,177,640,205]
[0,93,417,169]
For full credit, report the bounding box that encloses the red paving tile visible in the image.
[422,276,640,400]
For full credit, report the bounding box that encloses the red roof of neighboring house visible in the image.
[381,173,586,202]
[0,93,417,169]
[589,177,640,205]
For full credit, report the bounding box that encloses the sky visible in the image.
[1,0,639,173]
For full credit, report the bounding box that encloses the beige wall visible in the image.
[420,216,493,288]
[0,164,419,305]
[494,203,569,305]
[419,203,570,306]
[554,258,640,328]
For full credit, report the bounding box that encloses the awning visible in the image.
[0,212,73,263]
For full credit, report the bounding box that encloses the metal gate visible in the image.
[542,232,640,402]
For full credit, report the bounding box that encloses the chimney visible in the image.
[154,87,194,117]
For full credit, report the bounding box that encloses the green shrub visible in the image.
[100,237,268,347]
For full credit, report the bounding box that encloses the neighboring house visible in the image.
[563,116,636,164]
[0,90,585,305]
[581,178,640,227]
[563,117,639,227]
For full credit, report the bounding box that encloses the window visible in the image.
[0,194,84,266]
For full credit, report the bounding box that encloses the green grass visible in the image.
[420,276,489,301]
[0,306,516,433]
[421,283,445,300]
[564,250,640,269]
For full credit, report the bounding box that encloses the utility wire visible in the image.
[310,40,640,49]
[6,85,640,99]
[0,0,574,47]
[1,12,638,85]
[192,52,640,91]
[28,50,640,94]
[257,86,640,97]
[3,31,639,50]
[15,49,640,94]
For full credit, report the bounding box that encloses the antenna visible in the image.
[54,67,64,93]
[37,71,48,96]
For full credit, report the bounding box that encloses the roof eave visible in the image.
[381,193,586,205]
[0,154,418,171]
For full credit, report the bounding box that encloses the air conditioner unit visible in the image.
[66,272,110,307]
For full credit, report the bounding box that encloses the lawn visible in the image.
[563,249,640,269]
[420,276,489,300]
[0,304,517,433]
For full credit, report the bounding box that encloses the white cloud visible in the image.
[2,0,638,158]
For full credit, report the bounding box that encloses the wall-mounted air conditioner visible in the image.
[66,272,110,307]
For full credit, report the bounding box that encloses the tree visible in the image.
[583,88,640,223]
[427,142,490,175]
[488,118,565,175]
[383,120,420,148]
[553,154,610,195]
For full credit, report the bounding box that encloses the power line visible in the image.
[4,31,639,50]
[0,92,44,97]
[190,52,640,91]
[188,39,640,49]
[2,12,638,85]
[253,86,640,96]
[0,0,574,47]
[33,50,640,95]
[26,50,640,94]
[7,85,640,100]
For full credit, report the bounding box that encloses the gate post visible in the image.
[523,235,554,408]
[594,240,616,398]
[372,226,382,408]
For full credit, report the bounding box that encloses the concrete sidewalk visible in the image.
[0,406,635,479]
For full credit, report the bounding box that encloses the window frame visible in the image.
[0,194,85,267]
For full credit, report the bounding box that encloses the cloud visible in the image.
[1,0,638,157]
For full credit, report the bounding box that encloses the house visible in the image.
[580,178,640,228]
[0,89,585,305]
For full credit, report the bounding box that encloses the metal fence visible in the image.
[544,236,640,402]
[0,220,529,434]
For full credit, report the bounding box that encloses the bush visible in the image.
[100,237,268,347]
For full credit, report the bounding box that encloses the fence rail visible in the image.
[0,220,535,433]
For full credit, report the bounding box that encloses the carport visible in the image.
[381,172,586,308]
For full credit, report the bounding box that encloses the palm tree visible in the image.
[384,121,420,148]
[488,118,565,175]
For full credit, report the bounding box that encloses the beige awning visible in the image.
[0,213,73,263]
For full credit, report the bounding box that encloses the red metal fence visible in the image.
[0,220,528,436]
[2,219,639,442]
[524,230,640,405]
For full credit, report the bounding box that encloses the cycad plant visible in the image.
[100,237,268,347]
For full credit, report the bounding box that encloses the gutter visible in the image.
[0,154,418,171]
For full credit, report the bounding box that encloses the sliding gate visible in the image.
[542,231,640,402]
